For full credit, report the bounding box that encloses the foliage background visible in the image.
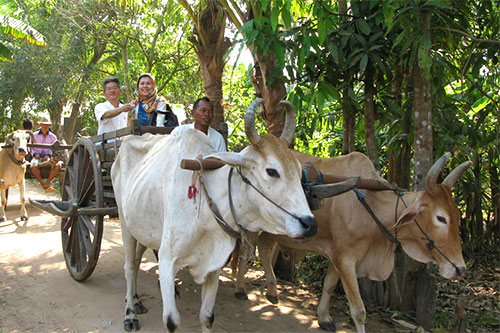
[1,0,498,328]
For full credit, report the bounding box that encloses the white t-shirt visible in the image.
[94,101,128,135]
[171,123,226,152]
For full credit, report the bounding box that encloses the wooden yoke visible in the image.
[180,158,396,191]
[180,158,225,170]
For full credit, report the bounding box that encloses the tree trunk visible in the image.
[387,65,411,189]
[189,0,231,130]
[252,53,287,138]
[366,65,411,311]
[487,148,499,244]
[120,37,133,101]
[412,61,433,188]
[472,149,483,250]
[64,39,107,143]
[388,69,413,309]
[398,67,412,190]
[339,0,354,155]
[364,62,379,171]
[342,85,356,155]
[47,100,65,138]
[407,10,435,329]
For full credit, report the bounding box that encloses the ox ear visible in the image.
[205,152,251,168]
[394,204,424,228]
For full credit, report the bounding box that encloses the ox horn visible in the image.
[26,130,35,146]
[425,152,451,192]
[6,132,15,146]
[442,161,472,188]
[245,98,264,145]
[279,100,297,145]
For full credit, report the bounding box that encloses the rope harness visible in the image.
[353,187,462,275]
[235,167,303,221]
[301,168,325,210]
[195,163,304,263]
[195,164,302,238]
[8,149,26,166]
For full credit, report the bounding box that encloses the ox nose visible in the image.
[18,148,26,153]
[456,265,466,279]
[298,215,317,238]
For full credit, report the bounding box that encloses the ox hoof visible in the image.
[124,318,140,332]
[318,319,337,332]
[167,315,177,332]
[134,301,147,314]
[20,215,28,221]
[234,291,248,300]
[0,216,5,223]
[266,294,278,304]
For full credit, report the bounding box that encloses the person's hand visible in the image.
[43,156,50,162]
[122,101,134,114]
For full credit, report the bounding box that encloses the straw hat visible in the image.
[39,117,52,125]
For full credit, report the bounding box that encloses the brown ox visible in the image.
[0,130,34,222]
[233,151,470,332]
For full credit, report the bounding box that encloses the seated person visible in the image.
[22,118,34,131]
[31,117,63,193]
[171,96,226,152]
[131,73,178,128]
[94,76,134,135]
[22,118,34,161]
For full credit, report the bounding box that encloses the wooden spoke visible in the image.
[79,179,96,205]
[66,168,75,199]
[64,185,74,200]
[80,215,96,236]
[78,218,92,256]
[77,155,93,203]
[61,216,72,232]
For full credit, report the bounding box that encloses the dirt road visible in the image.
[1,181,364,333]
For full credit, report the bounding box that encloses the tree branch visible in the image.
[432,27,500,45]
[219,0,242,30]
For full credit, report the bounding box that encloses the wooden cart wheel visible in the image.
[60,138,103,281]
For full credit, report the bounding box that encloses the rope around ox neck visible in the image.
[356,187,463,276]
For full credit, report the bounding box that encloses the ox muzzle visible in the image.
[297,215,317,238]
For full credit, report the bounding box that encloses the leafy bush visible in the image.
[296,252,330,293]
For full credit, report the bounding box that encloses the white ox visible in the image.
[233,151,471,332]
[111,99,318,332]
[0,130,33,222]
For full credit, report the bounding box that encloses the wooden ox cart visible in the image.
[29,119,393,282]
[30,120,175,281]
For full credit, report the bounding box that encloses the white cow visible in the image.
[0,130,34,222]
[111,99,317,332]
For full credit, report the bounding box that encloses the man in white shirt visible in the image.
[94,77,134,135]
[171,97,226,152]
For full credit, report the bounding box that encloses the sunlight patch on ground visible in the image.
[0,231,60,259]
[218,274,232,282]
[248,299,314,327]
[39,261,67,271]
[140,261,158,272]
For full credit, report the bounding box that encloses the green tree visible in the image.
[0,0,45,61]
